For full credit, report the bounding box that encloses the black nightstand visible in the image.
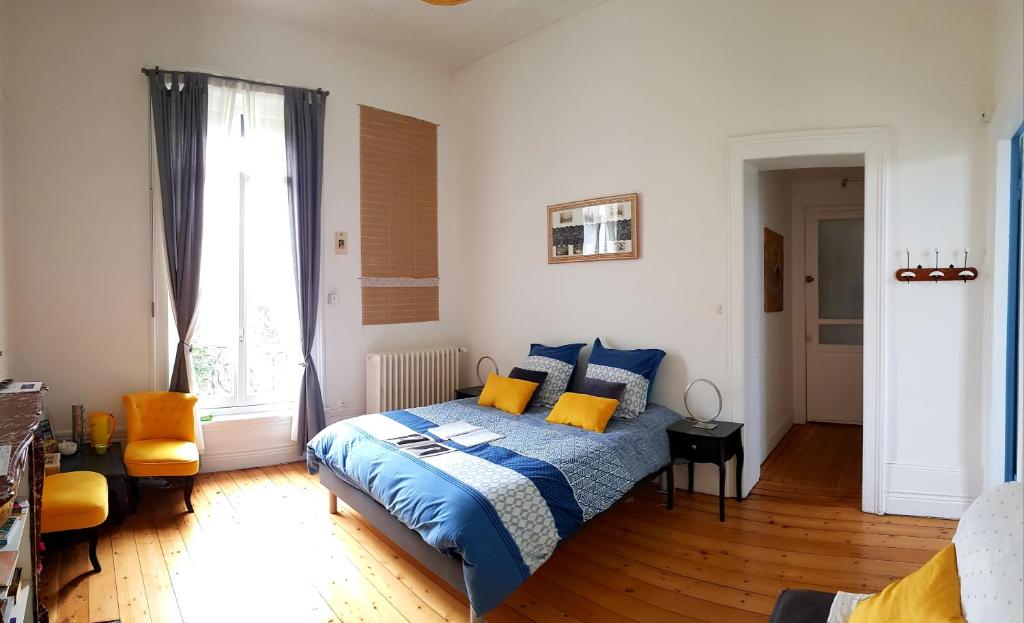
[667,419,744,521]
[455,385,483,399]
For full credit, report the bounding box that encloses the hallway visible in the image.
[755,423,863,508]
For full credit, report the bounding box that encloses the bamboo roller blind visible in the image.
[360,105,439,325]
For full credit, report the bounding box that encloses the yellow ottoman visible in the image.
[42,471,108,573]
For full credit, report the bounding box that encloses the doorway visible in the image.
[746,167,865,504]
[726,128,889,514]
[805,206,864,424]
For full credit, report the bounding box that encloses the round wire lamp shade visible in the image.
[476,356,499,385]
[684,378,723,430]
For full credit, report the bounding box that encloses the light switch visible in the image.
[334,231,348,255]
[327,292,339,305]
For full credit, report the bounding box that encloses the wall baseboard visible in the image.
[198,445,303,473]
[765,415,793,456]
[885,491,974,519]
[884,462,980,519]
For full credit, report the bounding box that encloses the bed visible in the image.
[307,397,681,621]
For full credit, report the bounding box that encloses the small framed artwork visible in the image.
[547,193,640,264]
[764,227,784,312]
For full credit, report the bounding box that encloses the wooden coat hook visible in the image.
[896,249,978,283]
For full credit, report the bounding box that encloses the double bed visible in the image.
[307,397,680,621]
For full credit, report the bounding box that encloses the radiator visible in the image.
[366,347,464,413]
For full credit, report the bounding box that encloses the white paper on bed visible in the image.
[448,428,504,447]
[428,421,482,440]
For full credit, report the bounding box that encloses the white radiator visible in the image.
[366,347,464,413]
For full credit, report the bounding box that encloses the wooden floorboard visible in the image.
[44,426,955,622]
[756,422,865,508]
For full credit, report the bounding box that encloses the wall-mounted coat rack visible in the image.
[895,249,978,283]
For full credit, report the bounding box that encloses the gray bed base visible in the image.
[318,463,484,622]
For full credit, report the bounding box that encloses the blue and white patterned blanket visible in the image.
[307,398,681,614]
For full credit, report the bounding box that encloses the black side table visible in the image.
[666,419,744,521]
[60,441,129,524]
[455,386,483,399]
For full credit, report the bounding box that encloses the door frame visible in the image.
[726,127,889,514]
[804,206,865,424]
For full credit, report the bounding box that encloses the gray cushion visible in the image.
[769,589,836,623]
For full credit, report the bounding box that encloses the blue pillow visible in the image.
[528,343,586,365]
[589,338,666,400]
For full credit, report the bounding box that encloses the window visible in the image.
[190,81,302,411]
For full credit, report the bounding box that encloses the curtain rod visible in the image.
[141,66,329,97]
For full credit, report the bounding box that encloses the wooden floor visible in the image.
[44,430,956,623]
[755,422,863,507]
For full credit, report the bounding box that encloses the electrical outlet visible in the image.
[335,231,348,255]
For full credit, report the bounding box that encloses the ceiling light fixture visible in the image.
[421,0,470,5]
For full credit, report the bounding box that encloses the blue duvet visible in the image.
[307,399,680,614]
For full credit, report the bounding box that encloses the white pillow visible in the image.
[952,481,1023,623]
[585,363,649,418]
[518,355,573,408]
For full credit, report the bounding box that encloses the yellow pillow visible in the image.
[477,373,539,415]
[850,544,964,623]
[545,392,619,433]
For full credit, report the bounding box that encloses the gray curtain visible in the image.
[149,71,209,393]
[284,87,327,447]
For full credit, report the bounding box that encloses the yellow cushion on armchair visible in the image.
[41,471,109,533]
[124,439,200,477]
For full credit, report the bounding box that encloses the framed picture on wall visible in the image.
[764,227,784,312]
[547,193,640,264]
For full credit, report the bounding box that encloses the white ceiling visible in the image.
[221,0,611,72]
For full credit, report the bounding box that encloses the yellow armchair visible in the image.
[122,391,200,513]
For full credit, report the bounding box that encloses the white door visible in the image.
[806,208,864,423]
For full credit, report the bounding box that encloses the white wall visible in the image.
[0,0,9,381]
[452,0,994,517]
[3,0,462,463]
[988,0,1024,140]
[751,169,793,456]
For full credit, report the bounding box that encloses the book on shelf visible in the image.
[4,567,20,602]
[0,551,16,592]
[9,500,26,517]
[0,515,24,550]
[44,452,60,476]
